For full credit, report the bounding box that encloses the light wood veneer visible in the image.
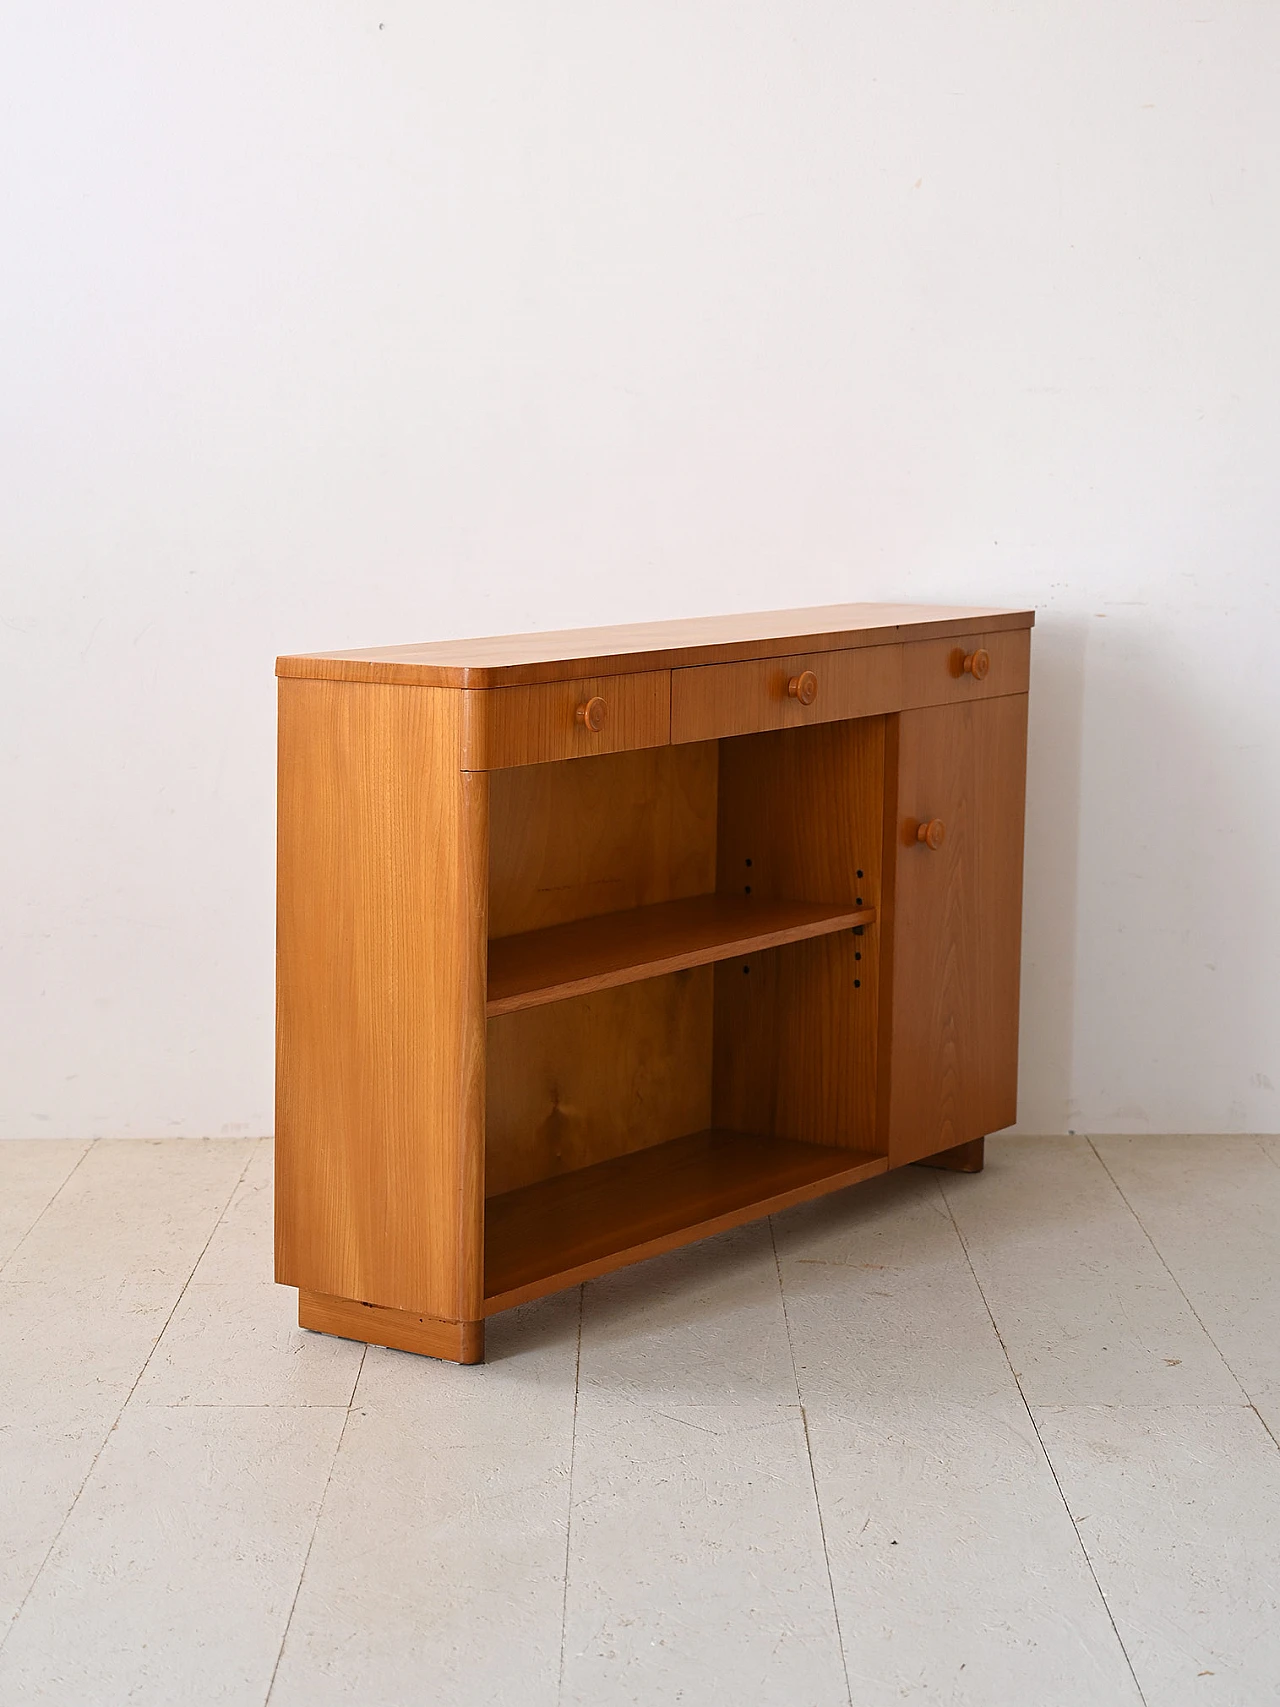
[487,894,877,1016]
[484,1129,887,1313]
[276,602,1033,1361]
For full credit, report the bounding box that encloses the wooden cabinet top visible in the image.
[276,602,1035,689]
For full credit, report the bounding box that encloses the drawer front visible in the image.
[466,671,670,770]
[901,627,1030,710]
[671,644,902,743]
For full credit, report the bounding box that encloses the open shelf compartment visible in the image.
[484,719,888,1305]
[485,1128,886,1312]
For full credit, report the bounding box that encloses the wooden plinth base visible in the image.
[913,1137,985,1174]
[298,1290,484,1364]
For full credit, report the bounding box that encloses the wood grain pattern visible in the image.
[277,606,1033,1356]
[485,970,714,1196]
[488,893,876,1016]
[488,743,717,938]
[878,696,1028,1166]
[900,628,1031,709]
[275,678,487,1320]
[298,1291,483,1364]
[671,643,902,743]
[277,602,1035,688]
[713,719,886,1151]
[463,671,670,769]
[484,1128,887,1312]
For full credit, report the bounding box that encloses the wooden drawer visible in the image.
[671,644,902,743]
[901,628,1030,709]
[464,671,670,770]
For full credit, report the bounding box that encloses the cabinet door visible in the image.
[880,694,1028,1166]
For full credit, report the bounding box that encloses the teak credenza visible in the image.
[275,602,1032,1363]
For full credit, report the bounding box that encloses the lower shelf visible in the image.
[484,1128,887,1313]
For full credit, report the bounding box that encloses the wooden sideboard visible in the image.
[275,602,1032,1363]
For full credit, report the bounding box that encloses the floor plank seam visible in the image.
[142,1401,358,1410]
[555,1284,584,1707]
[0,1137,98,1283]
[770,1216,854,1707]
[264,1347,366,1707]
[0,1139,257,1663]
[935,1176,1152,1707]
[1085,1138,1254,1412]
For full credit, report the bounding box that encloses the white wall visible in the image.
[3,2,1277,1139]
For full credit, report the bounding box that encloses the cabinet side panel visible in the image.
[275,679,486,1319]
[712,719,885,1150]
[882,695,1028,1165]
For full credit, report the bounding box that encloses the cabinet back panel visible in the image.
[486,968,713,1196]
[714,718,884,908]
[489,743,718,938]
[713,719,885,1152]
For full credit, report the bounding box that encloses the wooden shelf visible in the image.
[484,1128,887,1312]
[487,893,876,1017]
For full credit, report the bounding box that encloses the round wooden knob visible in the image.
[787,670,818,706]
[575,695,607,732]
[962,648,990,681]
[916,818,946,851]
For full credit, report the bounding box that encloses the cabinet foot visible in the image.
[913,1137,985,1174]
[298,1290,485,1364]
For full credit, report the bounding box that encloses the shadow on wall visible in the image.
[1015,612,1271,1136]
[1013,613,1087,1135]
[1069,614,1269,1135]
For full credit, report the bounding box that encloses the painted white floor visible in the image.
[1,1136,1277,1706]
